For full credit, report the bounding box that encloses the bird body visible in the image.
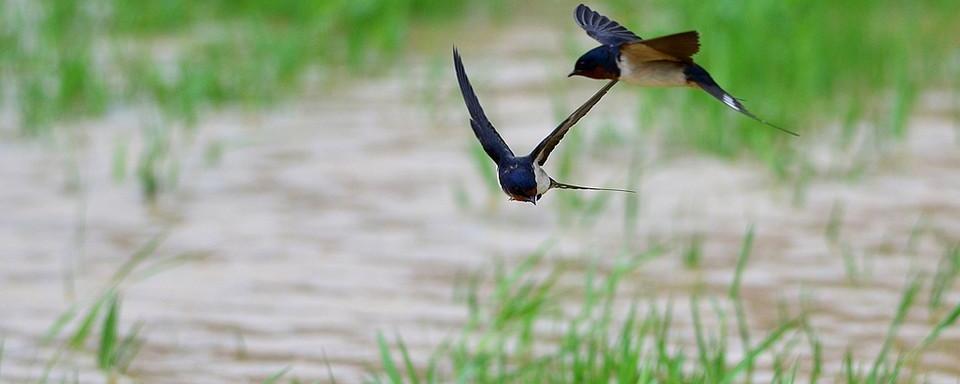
[618,58,687,87]
[453,48,632,205]
[570,4,798,136]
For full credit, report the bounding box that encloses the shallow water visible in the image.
[1,26,959,383]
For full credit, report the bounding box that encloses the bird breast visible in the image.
[617,56,688,87]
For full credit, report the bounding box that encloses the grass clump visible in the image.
[373,230,960,383]
[1,0,501,198]
[2,0,502,132]
[374,241,802,383]
[36,233,185,381]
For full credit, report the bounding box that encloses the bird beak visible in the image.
[528,197,538,205]
[567,71,576,77]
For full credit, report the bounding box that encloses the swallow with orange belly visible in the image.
[570,4,798,136]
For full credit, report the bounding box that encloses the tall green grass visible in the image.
[1,0,501,197]
[373,229,960,383]
[3,0,503,131]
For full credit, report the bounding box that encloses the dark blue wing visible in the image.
[453,48,514,165]
[530,80,618,166]
[575,4,642,47]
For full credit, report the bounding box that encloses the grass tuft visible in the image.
[373,242,808,383]
[372,230,960,383]
[929,243,960,312]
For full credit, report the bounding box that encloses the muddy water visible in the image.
[2,27,960,383]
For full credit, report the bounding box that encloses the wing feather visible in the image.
[621,31,700,63]
[453,48,515,164]
[529,80,618,166]
[574,4,642,46]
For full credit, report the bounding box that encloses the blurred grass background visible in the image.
[0,0,504,132]
[1,0,958,189]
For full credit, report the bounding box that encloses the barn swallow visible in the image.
[453,48,633,205]
[569,4,798,136]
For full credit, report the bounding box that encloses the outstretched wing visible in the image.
[529,80,618,166]
[453,48,514,164]
[622,31,700,63]
[574,4,642,46]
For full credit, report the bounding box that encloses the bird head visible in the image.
[569,46,619,80]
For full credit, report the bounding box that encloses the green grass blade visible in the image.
[39,346,65,384]
[868,277,920,380]
[261,366,291,384]
[97,292,120,370]
[683,234,703,269]
[843,349,857,383]
[690,296,711,379]
[919,300,960,350]
[43,305,78,345]
[804,322,822,384]
[396,334,421,384]
[929,244,959,311]
[722,318,799,384]
[729,225,755,298]
[825,202,844,244]
[730,226,755,383]
[110,232,168,286]
[378,332,403,383]
[114,320,146,373]
[68,296,107,349]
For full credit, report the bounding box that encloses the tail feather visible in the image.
[550,179,635,194]
[684,64,799,137]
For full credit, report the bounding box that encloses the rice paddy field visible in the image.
[1,0,960,383]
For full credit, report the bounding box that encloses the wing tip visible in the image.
[575,3,589,15]
[575,3,599,27]
[452,46,467,81]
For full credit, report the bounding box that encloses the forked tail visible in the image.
[684,63,799,137]
[550,179,635,193]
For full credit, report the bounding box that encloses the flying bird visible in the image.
[569,4,798,136]
[453,48,633,205]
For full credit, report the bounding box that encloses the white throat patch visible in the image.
[533,164,551,194]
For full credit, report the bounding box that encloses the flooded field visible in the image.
[2,27,960,383]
